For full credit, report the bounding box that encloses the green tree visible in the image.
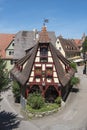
[12,81,21,103]
[70,62,77,72]
[0,57,9,91]
[70,76,80,86]
[82,36,87,54]
[55,96,62,107]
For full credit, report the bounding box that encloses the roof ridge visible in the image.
[39,26,51,43]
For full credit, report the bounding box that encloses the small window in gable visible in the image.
[9,51,11,55]
[59,47,61,50]
[40,46,48,56]
[57,41,59,44]
[12,43,14,46]
[9,51,14,55]
[40,44,48,62]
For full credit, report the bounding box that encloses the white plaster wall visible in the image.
[42,64,45,70]
[54,78,59,83]
[6,60,14,71]
[46,64,52,67]
[47,79,51,83]
[48,57,53,62]
[35,57,39,62]
[56,39,65,57]
[36,78,40,82]
[31,71,34,76]
[37,51,40,56]
[29,77,33,82]
[53,72,57,77]
[48,51,51,56]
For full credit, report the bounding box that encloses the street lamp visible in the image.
[83,52,86,74]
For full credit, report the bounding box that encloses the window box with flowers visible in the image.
[35,67,42,77]
[46,67,53,77]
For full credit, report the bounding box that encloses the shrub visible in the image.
[70,76,80,86]
[12,81,21,103]
[55,96,61,105]
[26,103,59,113]
[27,93,45,109]
[70,62,77,72]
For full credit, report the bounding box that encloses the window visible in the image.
[9,51,14,55]
[12,51,14,55]
[40,47,48,56]
[40,45,48,62]
[9,51,11,55]
[59,47,61,50]
[10,60,14,65]
[12,43,14,46]
[71,47,73,50]
[40,57,48,62]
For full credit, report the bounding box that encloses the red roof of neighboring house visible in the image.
[74,39,82,47]
[0,34,15,58]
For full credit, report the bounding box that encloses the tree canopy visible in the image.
[0,57,9,91]
[82,36,87,54]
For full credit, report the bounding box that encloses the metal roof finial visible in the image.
[43,19,49,26]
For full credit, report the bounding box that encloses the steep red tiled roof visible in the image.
[74,39,82,47]
[39,26,51,43]
[0,34,15,58]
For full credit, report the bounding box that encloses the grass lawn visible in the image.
[26,103,60,113]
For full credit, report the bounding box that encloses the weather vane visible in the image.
[43,19,49,26]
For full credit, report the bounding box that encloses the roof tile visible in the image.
[0,34,15,58]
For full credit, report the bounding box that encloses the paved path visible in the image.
[0,66,87,130]
[0,88,39,130]
[32,66,87,130]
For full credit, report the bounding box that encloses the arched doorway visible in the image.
[29,85,41,94]
[45,85,59,103]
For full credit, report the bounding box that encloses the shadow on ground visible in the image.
[71,87,79,93]
[0,110,20,130]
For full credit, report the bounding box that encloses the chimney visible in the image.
[33,29,39,41]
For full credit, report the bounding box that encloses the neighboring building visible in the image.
[56,36,82,65]
[0,34,15,71]
[74,39,82,51]
[11,26,75,104]
[74,33,86,51]
[73,33,86,64]
[14,30,56,60]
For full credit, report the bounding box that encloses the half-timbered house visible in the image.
[11,26,75,103]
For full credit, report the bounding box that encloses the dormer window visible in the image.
[40,46,48,56]
[40,44,48,62]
